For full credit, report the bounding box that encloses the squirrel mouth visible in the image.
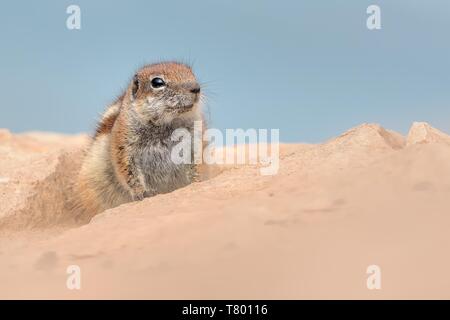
[175,104,194,113]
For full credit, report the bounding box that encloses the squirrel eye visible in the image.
[150,77,166,89]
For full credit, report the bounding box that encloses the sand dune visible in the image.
[0,122,450,299]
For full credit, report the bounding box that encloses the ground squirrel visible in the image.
[76,62,204,219]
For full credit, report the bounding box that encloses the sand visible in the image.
[0,122,450,299]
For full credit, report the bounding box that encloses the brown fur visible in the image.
[95,112,118,137]
[75,62,205,221]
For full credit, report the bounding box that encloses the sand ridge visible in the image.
[0,122,449,299]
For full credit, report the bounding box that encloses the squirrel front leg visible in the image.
[110,116,154,202]
[126,156,156,201]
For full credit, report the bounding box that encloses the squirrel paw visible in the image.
[131,190,154,201]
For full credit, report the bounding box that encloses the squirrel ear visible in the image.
[131,74,139,99]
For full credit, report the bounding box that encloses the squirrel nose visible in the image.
[190,86,201,94]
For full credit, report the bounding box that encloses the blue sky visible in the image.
[0,0,449,142]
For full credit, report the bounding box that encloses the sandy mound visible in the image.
[407,121,450,146]
[0,129,88,224]
[0,123,450,299]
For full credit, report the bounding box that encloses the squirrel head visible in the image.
[126,62,202,124]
